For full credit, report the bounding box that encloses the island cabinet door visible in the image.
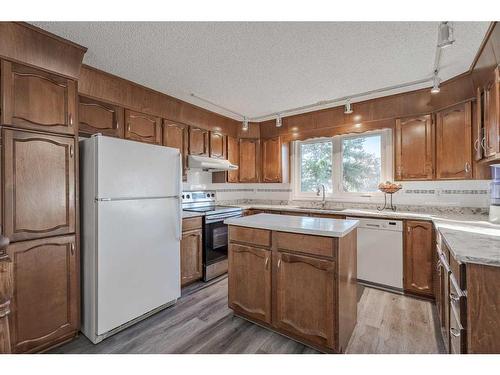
[228,244,271,324]
[274,252,336,350]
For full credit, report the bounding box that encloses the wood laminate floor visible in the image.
[50,277,444,354]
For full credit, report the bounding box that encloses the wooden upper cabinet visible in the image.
[209,131,226,159]
[163,120,188,179]
[436,102,472,179]
[124,109,161,144]
[78,96,124,138]
[275,251,336,349]
[181,229,203,287]
[404,220,434,298]
[483,67,499,158]
[261,137,282,183]
[228,243,271,324]
[189,127,209,156]
[395,114,434,180]
[0,60,76,135]
[7,235,78,353]
[227,136,239,183]
[239,138,259,182]
[2,129,76,242]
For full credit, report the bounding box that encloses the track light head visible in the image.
[431,71,441,94]
[344,99,353,114]
[438,22,454,48]
[276,114,282,128]
[242,116,249,131]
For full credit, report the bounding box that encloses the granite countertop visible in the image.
[224,213,359,238]
[229,203,500,267]
[182,211,205,219]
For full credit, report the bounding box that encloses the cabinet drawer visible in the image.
[182,217,202,232]
[449,253,466,290]
[449,273,467,327]
[229,226,271,247]
[276,232,336,259]
[450,304,466,354]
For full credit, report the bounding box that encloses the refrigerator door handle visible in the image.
[176,152,183,241]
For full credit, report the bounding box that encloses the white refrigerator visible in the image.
[80,135,182,344]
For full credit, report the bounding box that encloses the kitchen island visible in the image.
[224,213,359,353]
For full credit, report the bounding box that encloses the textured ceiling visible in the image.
[32,22,490,120]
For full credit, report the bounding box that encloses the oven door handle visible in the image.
[205,212,243,224]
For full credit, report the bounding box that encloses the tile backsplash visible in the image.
[183,170,492,208]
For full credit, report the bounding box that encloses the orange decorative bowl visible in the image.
[378,181,402,194]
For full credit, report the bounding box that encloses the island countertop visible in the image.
[224,213,359,238]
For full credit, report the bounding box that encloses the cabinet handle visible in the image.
[450,327,461,337]
[69,145,74,158]
[265,257,269,270]
[464,162,470,173]
[481,136,487,151]
[69,114,73,126]
[473,138,479,152]
[450,293,460,302]
[70,243,75,255]
[127,123,131,132]
[277,258,281,269]
[436,259,442,271]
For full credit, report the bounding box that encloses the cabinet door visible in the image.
[7,235,78,353]
[228,243,271,324]
[163,120,188,180]
[209,131,226,159]
[484,68,499,157]
[436,102,472,179]
[261,137,282,183]
[395,115,434,180]
[78,96,124,137]
[403,220,434,297]
[1,61,76,135]
[239,138,259,182]
[180,229,203,286]
[227,136,239,182]
[3,129,76,242]
[189,127,209,156]
[275,252,336,349]
[124,109,161,144]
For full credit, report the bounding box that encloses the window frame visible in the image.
[291,129,393,201]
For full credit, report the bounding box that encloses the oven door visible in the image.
[204,211,242,265]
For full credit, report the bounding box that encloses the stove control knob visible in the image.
[186,194,190,199]
[211,193,215,197]
[182,195,185,199]
[206,193,210,198]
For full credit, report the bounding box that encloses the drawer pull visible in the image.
[277,259,281,269]
[450,327,461,337]
[450,293,460,302]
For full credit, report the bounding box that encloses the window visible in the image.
[292,130,392,199]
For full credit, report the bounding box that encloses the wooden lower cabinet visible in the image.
[228,244,271,324]
[180,229,203,286]
[403,220,434,297]
[7,235,78,353]
[275,251,335,349]
[228,226,357,353]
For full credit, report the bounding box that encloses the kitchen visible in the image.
[0,5,500,374]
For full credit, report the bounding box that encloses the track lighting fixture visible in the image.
[344,99,353,114]
[242,116,249,131]
[276,114,282,128]
[431,71,441,94]
[437,22,454,49]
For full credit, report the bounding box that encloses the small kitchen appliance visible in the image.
[490,164,500,223]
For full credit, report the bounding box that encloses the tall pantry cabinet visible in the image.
[0,41,83,352]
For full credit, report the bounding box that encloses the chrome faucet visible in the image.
[316,184,326,208]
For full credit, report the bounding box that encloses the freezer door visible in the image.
[96,197,180,335]
[96,135,180,199]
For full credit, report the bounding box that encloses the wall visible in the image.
[184,171,491,208]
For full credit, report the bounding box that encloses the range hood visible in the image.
[188,155,238,172]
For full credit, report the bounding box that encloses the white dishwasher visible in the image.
[346,216,403,292]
